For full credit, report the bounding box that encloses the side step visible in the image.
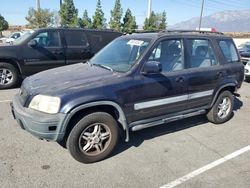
[131,110,206,132]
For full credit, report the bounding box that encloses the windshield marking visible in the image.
[127,39,144,46]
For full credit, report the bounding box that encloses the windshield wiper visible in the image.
[92,64,113,72]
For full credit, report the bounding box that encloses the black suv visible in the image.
[11,30,244,163]
[0,28,121,89]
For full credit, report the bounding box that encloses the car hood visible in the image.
[23,63,120,96]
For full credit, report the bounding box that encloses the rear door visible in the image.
[184,38,226,109]
[86,31,122,54]
[21,30,66,75]
[63,30,93,64]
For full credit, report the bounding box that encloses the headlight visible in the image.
[29,95,61,114]
[248,61,250,66]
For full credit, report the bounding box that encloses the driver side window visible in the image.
[148,39,184,72]
[32,31,60,47]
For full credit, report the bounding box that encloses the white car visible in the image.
[245,60,250,82]
[0,32,24,44]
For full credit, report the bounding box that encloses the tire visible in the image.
[0,63,19,89]
[66,112,119,163]
[206,91,234,124]
[245,76,250,83]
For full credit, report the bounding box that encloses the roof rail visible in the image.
[159,30,224,35]
[124,30,160,35]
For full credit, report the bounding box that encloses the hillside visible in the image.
[170,9,250,32]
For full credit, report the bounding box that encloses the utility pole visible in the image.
[198,0,205,30]
[147,0,152,19]
[60,0,63,8]
[36,0,41,10]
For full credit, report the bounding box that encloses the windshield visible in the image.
[90,38,151,72]
[13,32,33,45]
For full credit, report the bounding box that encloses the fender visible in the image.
[0,57,22,74]
[210,83,237,108]
[61,101,130,142]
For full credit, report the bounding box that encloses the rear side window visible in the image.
[219,40,239,63]
[186,39,218,68]
[64,31,88,47]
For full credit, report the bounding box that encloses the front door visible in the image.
[21,30,65,76]
[125,38,190,123]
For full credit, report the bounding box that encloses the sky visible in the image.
[0,0,250,26]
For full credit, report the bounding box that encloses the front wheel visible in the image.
[66,112,119,163]
[206,91,234,124]
[0,63,19,89]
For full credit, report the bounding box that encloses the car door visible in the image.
[184,38,225,109]
[21,30,66,75]
[63,30,93,65]
[126,38,190,123]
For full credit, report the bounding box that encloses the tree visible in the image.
[92,0,106,29]
[109,0,123,32]
[158,11,167,30]
[25,8,54,28]
[122,9,137,33]
[0,14,8,37]
[59,0,78,27]
[143,11,158,31]
[78,10,92,28]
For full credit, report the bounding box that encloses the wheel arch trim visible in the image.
[210,83,236,108]
[0,58,22,75]
[62,101,130,142]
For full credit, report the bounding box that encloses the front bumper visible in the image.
[11,95,67,141]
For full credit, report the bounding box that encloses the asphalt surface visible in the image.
[0,82,250,188]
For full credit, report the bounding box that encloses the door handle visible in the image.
[52,50,63,55]
[175,77,184,83]
[216,71,223,78]
[81,49,90,53]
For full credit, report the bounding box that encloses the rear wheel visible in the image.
[206,91,234,124]
[0,63,19,89]
[66,112,119,163]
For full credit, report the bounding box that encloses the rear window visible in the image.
[219,40,239,63]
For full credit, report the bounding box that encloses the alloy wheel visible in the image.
[78,123,112,156]
[217,97,231,119]
[0,68,13,85]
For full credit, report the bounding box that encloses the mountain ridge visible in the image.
[170,9,250,32]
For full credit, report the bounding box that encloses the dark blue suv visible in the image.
[11,30,244,163]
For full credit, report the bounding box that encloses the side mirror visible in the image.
[142,61,162,75]
[28,39,38,48]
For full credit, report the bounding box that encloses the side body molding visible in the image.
[61,101,130,142]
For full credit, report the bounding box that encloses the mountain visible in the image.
[170,9,250,32]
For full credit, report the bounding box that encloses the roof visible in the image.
[122,30,231,40]
[33,27,122,34]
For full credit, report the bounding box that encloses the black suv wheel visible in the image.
[0,63,19,89]
[206,91,234,124]
[66,112,119,163]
